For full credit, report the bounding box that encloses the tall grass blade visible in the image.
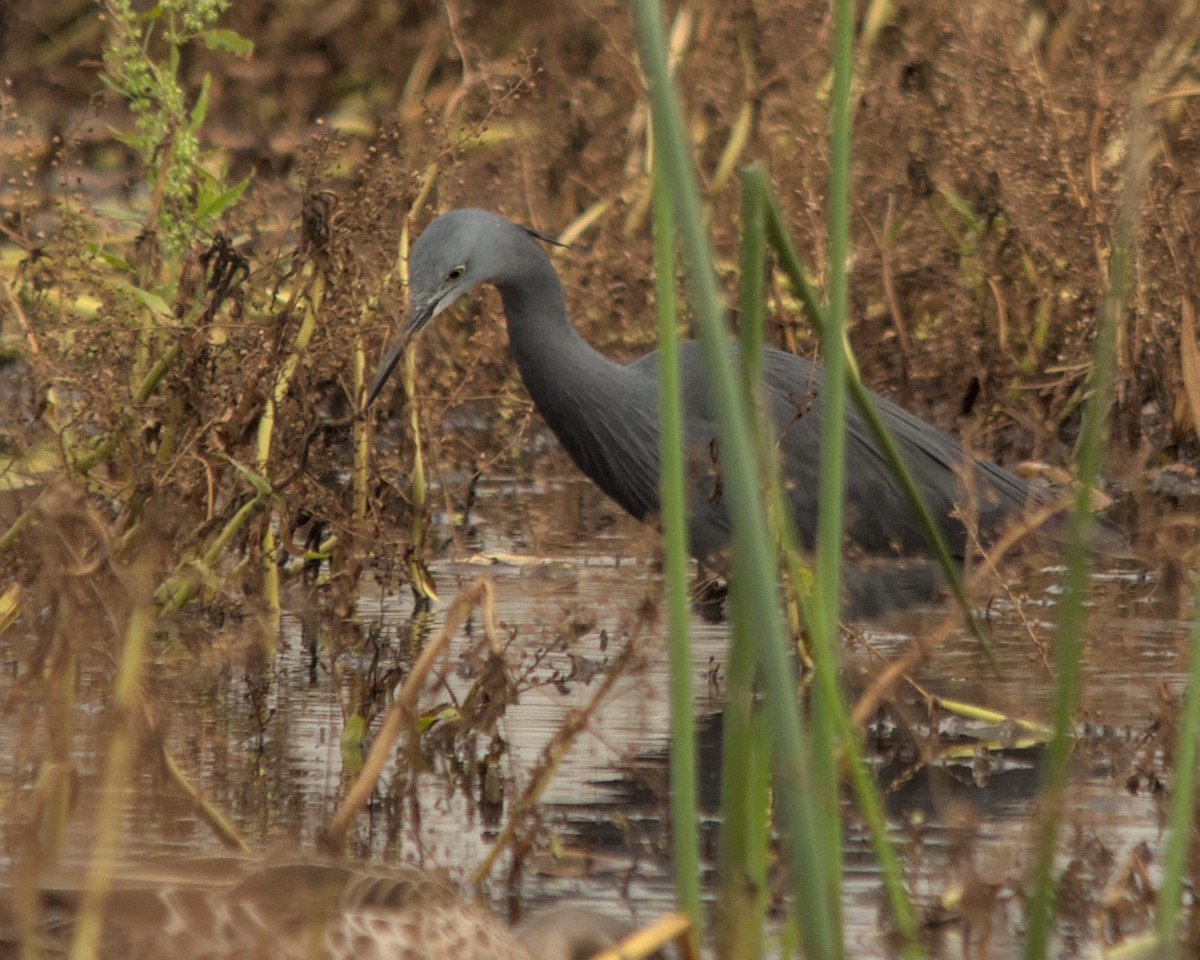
[1157,606,1200,954]
[737,169,766,396]
[715,579,769,960]
[804,0,856,941]
[756,182,992,661]
[739,165,925,958]
[651,172,702,929]
[1021,94,1146,960]
[709,166,771,960]
[631,2,839,956]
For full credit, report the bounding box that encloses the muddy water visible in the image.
[0,453,1190,958]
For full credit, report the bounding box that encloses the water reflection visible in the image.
[0,460,1190,957]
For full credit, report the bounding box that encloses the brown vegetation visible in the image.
[5,4,1200,592]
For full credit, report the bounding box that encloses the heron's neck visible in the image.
[496,253,628,408]
[493,248,660,520]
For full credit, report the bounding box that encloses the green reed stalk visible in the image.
[738,175,766,395]
[652,173,702,929]
[756,184,991,660]
[740,165,924,957]
[1158,608,1200,953]
[802,1,856,942]
[817,0,853,640]
[715,578,770,960]
[1022,99,1143,960]
[775,510,925,957]
[709,161,771,960]
[632,2,838,956]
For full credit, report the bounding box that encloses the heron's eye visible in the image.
[445,266,465,282]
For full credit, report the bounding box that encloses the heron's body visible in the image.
[518,334,1032,565]
[1,858,627,960]
[370,209,1069,606]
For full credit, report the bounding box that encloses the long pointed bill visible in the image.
[366,338,407,408]
[365,299,437,408]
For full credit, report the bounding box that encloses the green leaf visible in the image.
[90,203,146,226]
[190,73,211,131]
[196,172,253,224]
[938,187,985,234]
[219,454,273,496]
[108,127,148,151]
[129,286,174,319]
[109,279,174,319]
[88,246,134,273]
[199,29,254,57]
[98,74,129,98]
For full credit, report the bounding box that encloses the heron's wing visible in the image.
[758,348,1038,557]
[638,344,1044,565]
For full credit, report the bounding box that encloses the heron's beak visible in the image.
[365,297,437,408]
[366,337,407,408]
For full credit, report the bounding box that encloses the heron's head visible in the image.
[367,209,523,407]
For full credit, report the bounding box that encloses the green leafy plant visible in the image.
[100,0,253,251]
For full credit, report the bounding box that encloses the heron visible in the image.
[0,858,632,960]
[368,209,1100,613]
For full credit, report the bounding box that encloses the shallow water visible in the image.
[0,452,1191,957]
